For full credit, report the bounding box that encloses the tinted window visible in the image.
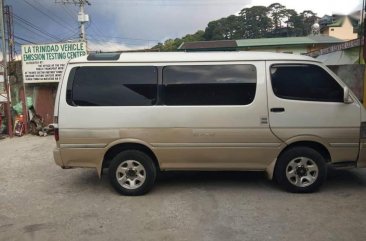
[70,66,157,106]
[271,65,343,102]
[163,65,257,105]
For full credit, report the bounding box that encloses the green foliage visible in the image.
[153,3,320,51]
[300,10,318,36]
[152,31,205,51]
[203,15,242,40]
[267,3,287,30]
[239,6,272,38]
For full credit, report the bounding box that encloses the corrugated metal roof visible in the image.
[179,40,237,50]
[236,35,344,47]
[327,17,344,27]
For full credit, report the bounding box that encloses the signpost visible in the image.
[21,42,87,83]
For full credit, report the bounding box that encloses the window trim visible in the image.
[66,67,78,106]
[161,64,258,106]
[270,63,344,103]
[66,66,159,107]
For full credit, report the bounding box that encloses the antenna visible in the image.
[55,0,91,41]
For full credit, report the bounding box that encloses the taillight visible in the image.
[54,128,59,141]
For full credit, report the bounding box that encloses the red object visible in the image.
[16,115,24,122]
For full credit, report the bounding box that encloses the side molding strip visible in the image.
[60,143,106,148]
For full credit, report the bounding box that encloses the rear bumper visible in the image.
[357,142,366,168]
[53,148,64,167]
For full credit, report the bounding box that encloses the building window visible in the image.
[70,66,158,106]
[163,64,257,105]
[270,64,343,102]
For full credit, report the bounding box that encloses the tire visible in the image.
[274,147,327,193]
[108,150,157,196]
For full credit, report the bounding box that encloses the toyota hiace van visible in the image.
[53,52,366,195]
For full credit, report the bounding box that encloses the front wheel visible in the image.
[109,150,157,196]
[274,147,327,193]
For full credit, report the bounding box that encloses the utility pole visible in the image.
[56,0,90,41]
[0,0,13,137]
[4,6,14,61]
[363,0,366,106]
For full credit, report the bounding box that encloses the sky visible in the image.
[6,0,363,53]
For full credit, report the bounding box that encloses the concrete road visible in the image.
[1,135,366,241]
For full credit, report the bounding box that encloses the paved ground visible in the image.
[1,135,366,241]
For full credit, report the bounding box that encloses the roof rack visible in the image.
[87,53,121,61]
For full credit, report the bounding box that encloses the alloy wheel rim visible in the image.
[116,160,146,190]
[285,157,319,187]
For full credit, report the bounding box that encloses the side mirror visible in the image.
[344,87,353,104]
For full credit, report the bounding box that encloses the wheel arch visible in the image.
[100,140,160,176]
[266,140,331,180]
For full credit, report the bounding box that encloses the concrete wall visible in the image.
[323,17,358,41]
[328,64,364,101]
[9,61,58,126]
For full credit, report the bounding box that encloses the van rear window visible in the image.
[163,65,257,105]
[69,66,158,106]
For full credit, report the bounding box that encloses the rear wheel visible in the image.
[108,150,156,196]
[274,147,327,193]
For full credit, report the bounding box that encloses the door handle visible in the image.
[270,107,285,113]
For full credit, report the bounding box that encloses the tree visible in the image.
[300,10,318,36]
[152,4,321,51]
[152,31,205,51]
[282,9,304,36]
[203,15,241,40]
[182,30,205,42]
[267,3,287,30]
[238,6,272,38]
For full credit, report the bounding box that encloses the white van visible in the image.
[53,52,366,195]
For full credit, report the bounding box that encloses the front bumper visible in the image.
[53,148,64,167]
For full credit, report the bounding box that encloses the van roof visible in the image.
[69,51,320,63]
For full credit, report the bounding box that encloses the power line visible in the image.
[14,35,35,44]
[61,4,77,20]
[13,13,63,41]
[14,19,62,43]
[21,0,76,33]
[13,20,57,43]
[32,0,77,25]
[56,0,91,41]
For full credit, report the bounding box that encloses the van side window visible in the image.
[162,65,257,105]
[270,64,343,102]
[70,66,157,106]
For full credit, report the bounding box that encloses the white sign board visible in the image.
[0,76,6,102]
[21,42,87,83]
